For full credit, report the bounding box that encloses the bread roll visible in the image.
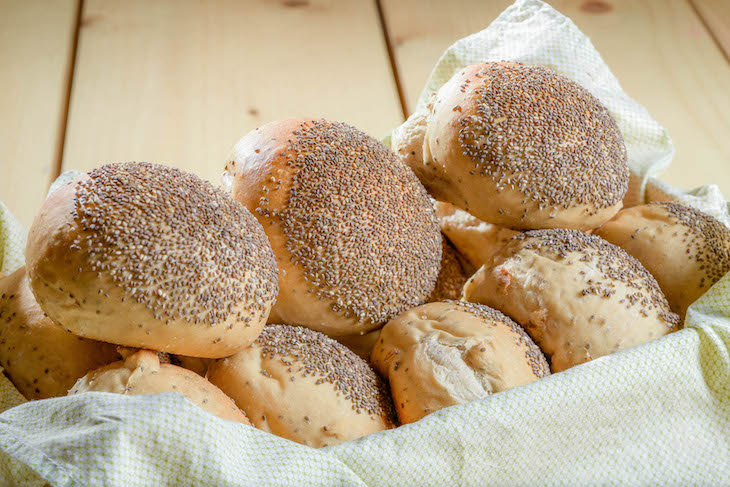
[595,202,730,316]
[422,62,629,230]
[428,237,468,302]
[207,324,396,447]
[463,229,679,372]
[371,301,549,424]
[434,201,519,269]
[25,162,279,358]
[70,350,250,424]
[225,118,441,336]
[0,268,118,399]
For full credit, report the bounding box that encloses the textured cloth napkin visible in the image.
[1,1,728,485]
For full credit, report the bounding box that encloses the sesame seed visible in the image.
[245,120,441,327]
[256,325,397,425]
[72,162,279,328]
[455,62,629,212]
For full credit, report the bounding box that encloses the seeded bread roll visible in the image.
[371,301,549,424]
[70,350,250,424]
[0,268,118,399]
[595,202,730,317]
[434,201,519,269]
[225,118,441,336]
[423,62,629,230]
[207,324,397,447]
[25,163,278,358]
[463,230,679,372]
[428,238,468,302]
[334,329,381,361]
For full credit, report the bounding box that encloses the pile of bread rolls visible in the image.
[2,62,729,447]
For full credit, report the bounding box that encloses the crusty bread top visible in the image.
[453,62,628,211]
[227,119,441,327]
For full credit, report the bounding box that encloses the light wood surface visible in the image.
[2,0,730,227]
[692,0,730,58]
[0,0,79,228]
[380,0,730,197]
[61,0,403,186]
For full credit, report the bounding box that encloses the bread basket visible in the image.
[1,1,728,485]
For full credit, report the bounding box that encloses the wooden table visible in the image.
[3,0,729,228]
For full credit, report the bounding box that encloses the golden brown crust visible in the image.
[207,324,396,447]
[25,163,278,358]
[423,62,628,230]
[371,301,549,424]
[69,350,250,425]
[463,229,679,372]
[595,202,730,316]
[0,268,118,399]
[225,118,441,336]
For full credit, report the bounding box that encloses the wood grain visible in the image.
[62,0,403,186]
[0,0,79,228]
[381,0,730,197]
[692,0,730,59]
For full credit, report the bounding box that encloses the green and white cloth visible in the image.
[0,1,728,485]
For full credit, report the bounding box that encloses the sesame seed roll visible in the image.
[225,118,442,337]
[463,229,679,372]
[595,202,730,317]
[25,162,279,358]
[70,350,251,425]
[207,324,397,447]
[422,62,629,231]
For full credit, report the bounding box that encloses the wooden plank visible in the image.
[62,0,403,186]
[0,0,79,228]
[381,0,730,198]
[692,0,730,59]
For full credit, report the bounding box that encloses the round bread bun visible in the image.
[0,267,118,399]
[371,301,549,424]
[434,201,519,269]
[69,350,250,425]
[207,324,397,447]
[428,237,468,302]
[334,328,381,361]
[595,202,730,317]
[422,62,629,230]
[25,162,279,358]
[463,229,680,372]
[225,118,441,336]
